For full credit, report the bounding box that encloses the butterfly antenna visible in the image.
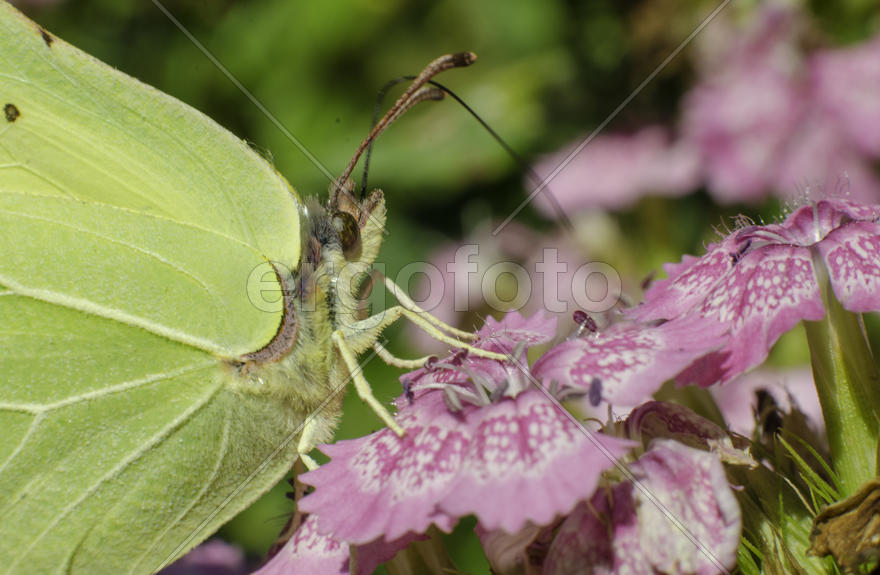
[420,79,575,234]
[333,52,476,201]
[358,74,575,235]
[359,77,445,198]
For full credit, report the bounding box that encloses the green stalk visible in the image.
[803,249,880,497]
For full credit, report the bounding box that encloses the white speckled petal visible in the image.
[818,221,880,313]
[300,389,632,543]
[254,515,419,575]
[629,200,880,384]
[689,243,824,383]
[439,390,633,533]
[299,393,461,544]
[533,315,727,405]
[629,243,737,323]
[254,515,348,575]
[544,440,740,575]
[632,440,741,575]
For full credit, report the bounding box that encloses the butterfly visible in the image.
[0,2,500,573]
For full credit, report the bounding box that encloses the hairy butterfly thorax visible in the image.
[219,53,512,469]
[225,185,391,462]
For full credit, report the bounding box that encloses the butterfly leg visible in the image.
[296,418,325,471]
[331,305,508,438]
[341,306,507,362]
[372,340,433,369]
[331,330,406,437]
[380,276,478,340]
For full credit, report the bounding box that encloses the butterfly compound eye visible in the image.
[332,210,362,260]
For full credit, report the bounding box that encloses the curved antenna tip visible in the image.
[452,52,477,67]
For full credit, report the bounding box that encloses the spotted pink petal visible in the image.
[544,441,740,575]
[438,389,632,533]
[630,199,880,384]
[532,315,727,405]
[634,200,877,319]
[254,516,419,575]
[685,243,823,383]
[254,516,348,575]
[299,393,461,545]
[628,229,747,324]
[816,220,880,313]
[631,440,741,575]
[477,311,558,350]
[300,389,631,544]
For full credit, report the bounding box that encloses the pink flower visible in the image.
[776,36,880,202]
[253,516,418,575]
[771,109,880,203]
[627,440,741,574]
[682,3,805,203]
[254,517,348,575]
[532,315,728,407]
[160,540,248,575]
[684,4,880,203]
[298,312,633,544]
[544,440,741,575]
[629,198,880,384]
[300,389,631,543]
[813,35,880,156]
[530,126,700,213]
[533,5,880,209]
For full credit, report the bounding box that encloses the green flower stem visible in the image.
[804,252,880,497]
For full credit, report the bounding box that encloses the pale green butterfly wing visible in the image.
[0,2,307,573]
[1,298,301,573]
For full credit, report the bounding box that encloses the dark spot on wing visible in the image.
[4,103,20,123]
[40,28,54,46]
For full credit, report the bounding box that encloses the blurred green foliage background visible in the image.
[12,0,880,572]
